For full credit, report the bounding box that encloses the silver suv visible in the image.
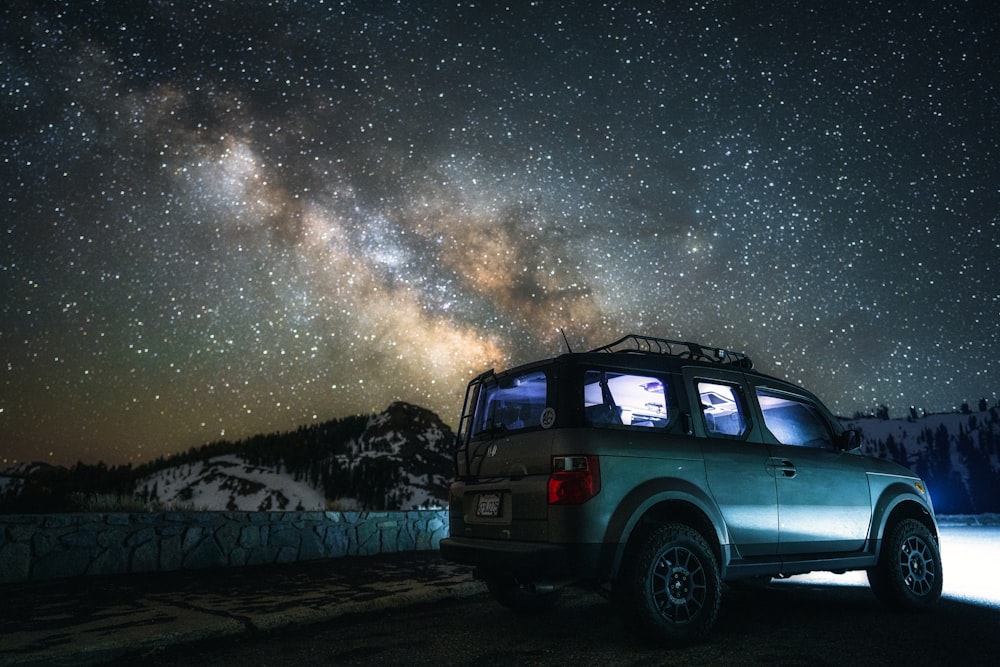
[441,335,942,645]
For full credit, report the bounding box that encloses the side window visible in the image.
[756,388,833,448]
[697,381,749,437]
[583,370,670,428]
[472,370,547,434]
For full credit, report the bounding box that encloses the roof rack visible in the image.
[589,334,753,369]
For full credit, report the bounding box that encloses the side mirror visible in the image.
[839,429,861,452]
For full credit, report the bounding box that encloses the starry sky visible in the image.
[2,1,998,466]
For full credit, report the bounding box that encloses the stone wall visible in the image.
[0,510,449,584]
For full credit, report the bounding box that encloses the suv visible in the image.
[440,334,942,645]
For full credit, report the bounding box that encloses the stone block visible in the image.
[322,525,349,557]
[429,525,448,549]
[160,521,186,537]
[42,515,72,529]
[32,531,56,558]
[125,526,156,548]
[97,527,122,549]
[396,523,416,552]
[269,525,300,549]
[8,523,35,542]
[275,545,299,564]
[356,523,380,556]
[239,525,261,549]
[0,542,31,583]
[132,540,159,573]
[182,526,205,550]
[183,534,226,570]
[298,527,325,561]
[60,531,98,549]
[294,512,325,527]
[160,535,182,571]
[214,519,240,548]
[90,546,128,576]
[248,512,270,525]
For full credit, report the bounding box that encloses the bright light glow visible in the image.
[934,524,1000,608]
[771,523,1000,610]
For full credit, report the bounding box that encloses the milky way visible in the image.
[2,1,998,465]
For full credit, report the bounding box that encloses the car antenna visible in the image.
[560,328,574,353]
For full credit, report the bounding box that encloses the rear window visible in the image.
[584,370,670,428]
[471,370,548,435]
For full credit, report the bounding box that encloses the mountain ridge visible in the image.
[3,402,999,514]
[1,401,455,512]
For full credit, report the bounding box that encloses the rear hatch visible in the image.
[452,366,554,542]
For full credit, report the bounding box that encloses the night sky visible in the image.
[2,1,997,466]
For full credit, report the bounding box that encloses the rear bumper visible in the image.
[440,536,602,581]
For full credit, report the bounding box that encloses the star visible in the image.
[1,0,997,465]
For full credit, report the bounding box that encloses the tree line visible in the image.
[861,406,1000,514]
[1,403,455,513]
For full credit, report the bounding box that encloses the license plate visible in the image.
[476,492,502,518]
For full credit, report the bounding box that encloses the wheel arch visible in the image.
[871,484,939,548]
[602,478,728,581]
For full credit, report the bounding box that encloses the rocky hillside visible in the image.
[1,402,456,513]
[134,401,455,512]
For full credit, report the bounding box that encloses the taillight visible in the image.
[548,455,601,505]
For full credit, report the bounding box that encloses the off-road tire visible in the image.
[867,518,942,610]
[622,522,721,646]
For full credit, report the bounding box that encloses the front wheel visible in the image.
[867,518,943,610]
[621,523,721,646]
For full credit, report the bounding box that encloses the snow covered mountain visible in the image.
[134,401,455,512]
[133,454,331,512]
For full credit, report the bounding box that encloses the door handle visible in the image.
[766,457,797,478]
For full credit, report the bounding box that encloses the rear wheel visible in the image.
[867,518,942,610]
[485,575,561,612]
[622,523,721,646]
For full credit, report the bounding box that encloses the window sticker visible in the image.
[540,407,556,429]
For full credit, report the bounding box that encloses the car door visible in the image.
[685,368,779,557]
[752,386,872,555]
